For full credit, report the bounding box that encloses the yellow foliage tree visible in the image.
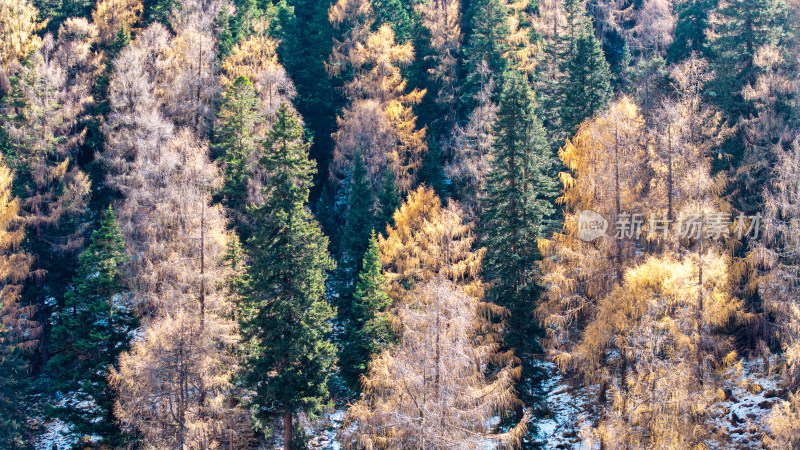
[581,255,740,448]
[0,163,35,351]
[329,0,427,193]
[92,0,143,45]
[220,26,297,123]
[538,97,648,348]
[0,0,41,88]
[378,186,484,304]
[342,280,528,448]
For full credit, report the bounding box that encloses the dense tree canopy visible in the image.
[0,0,797,447]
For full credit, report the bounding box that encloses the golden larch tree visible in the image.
[91,0,143,45]
[0,163,34,350]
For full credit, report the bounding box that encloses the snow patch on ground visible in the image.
[33,419,78,450]
[713,357,784,448]
[531,361,594,449]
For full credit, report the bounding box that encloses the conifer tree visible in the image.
[0,161,32,448]
[710,0,787,115]
[220,26,298,125]
[214,76,265,232]
[537,97,649,372]
[342,280,529,448]
[376,166,401,232]
[341,230,392,388]
[0,324,29,448]
[483,70,558,353]
[447,60,498,213]
[338,152,374,305]
[2,24,96,369]
[47,206,137,445]
[110,127,250,447]
[560,21,612,133]
[587,255,740,448]
[329,0,428,194]
[92,0,143,46]
[240,103,336,450]
[416,0,462,123]
[379,185,485,304]
[667,0,712,63]
[0,163,35,349]
[0,0,41,89]
[462,0,510,110]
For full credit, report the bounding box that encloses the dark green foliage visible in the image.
[462,0,511,113]
[560,27,612,133]
[370,0,414,43]
[45,207,136,445]
[217,0,260,59]
[668,0,714,63]
[535,0,611,139]
[482,72,559,433]
[142,0,178,26]
[240,102,337,423]
[214,76,264,233]
[260,103,316,213]
[376,166,401,234]
[709,0,787,115]
[418,140,446,199]
[279,0,340,200]
[315,183,338,251]
[32,0,92,33]
[337,154,374,308]
[86,27,132,220]
[482,70,558,356]
[0,326,30,449]
[340,231,392,389]
[223,232,248,314]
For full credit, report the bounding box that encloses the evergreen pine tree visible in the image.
[461,0,511,112]
[341,230,392,389]
[710,0,787,115]
[0,325,29,448]
[667,0,713,63]
[560,24,612,133]
[482,69,558,365]
[371,0,415,43]
[376,166,401,233]
[338,153,375,310]
[46,206,137,445]
[240,103,336,450]
[214,76,264,233]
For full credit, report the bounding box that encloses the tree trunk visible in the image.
[284,411,293,450]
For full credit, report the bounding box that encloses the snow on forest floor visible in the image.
[34,359,786,449]
[712,357,783,449]
[532,361,594,449]
[531,358,785,450]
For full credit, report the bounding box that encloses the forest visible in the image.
[0,0,798,448]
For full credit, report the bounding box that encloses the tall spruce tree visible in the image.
[214,76,264,233]
[46,206,136,445]
[560,22,612,133]
[0,324,29,448]
[668,0,713,63]
[461,0,510,112]
[339,153,374,295]
[341,230,392,389]
[376,166,401,233]
[710,0,787,116]
[483,71,558,428]
[240,103,336,450]
[483,69,558,355]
